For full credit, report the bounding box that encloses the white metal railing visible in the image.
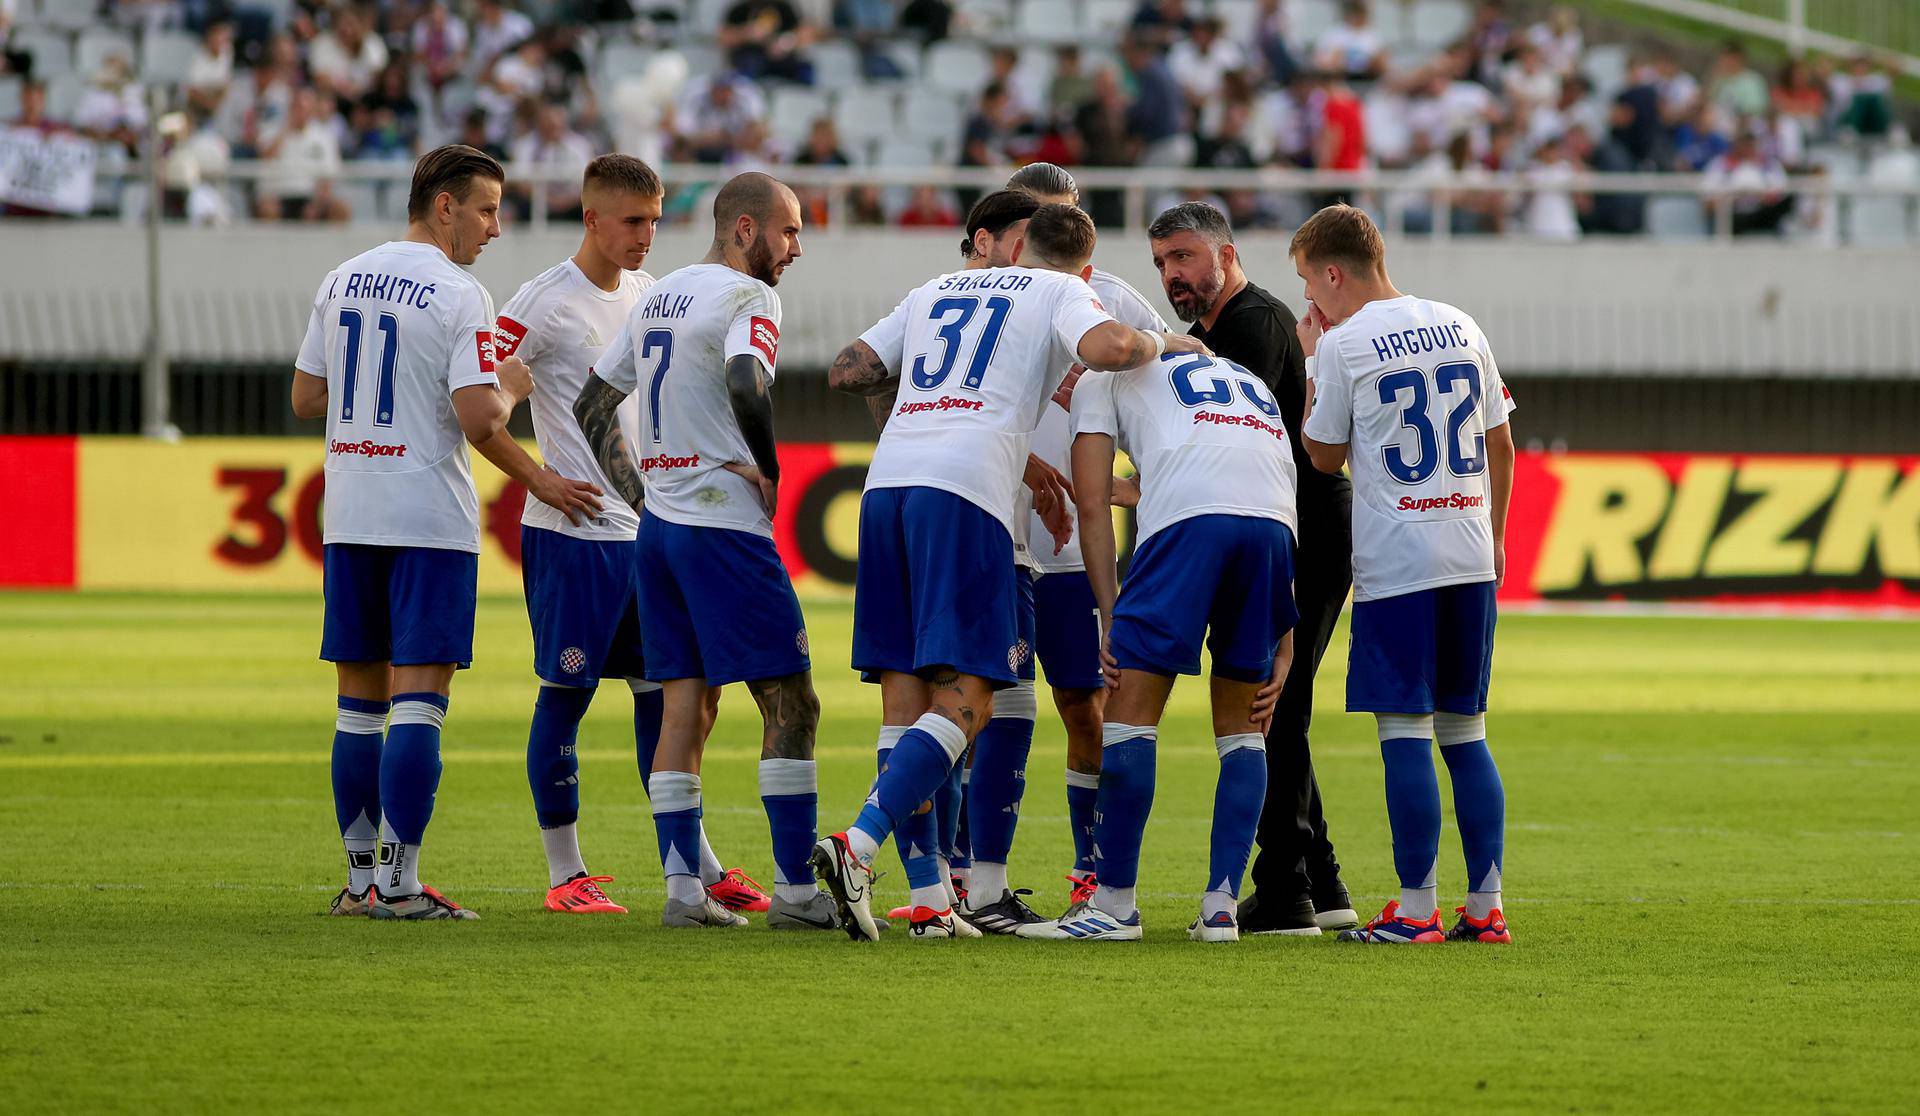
[135,157,1920,243]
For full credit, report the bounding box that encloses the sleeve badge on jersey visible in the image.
[749,316,779,366]
[493,316,528,359]
[476,329,498,376]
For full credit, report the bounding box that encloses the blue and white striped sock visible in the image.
[1092,723,1157,920]
[651,770,705,906]
[377,692,447,897]
[331,696,387,894]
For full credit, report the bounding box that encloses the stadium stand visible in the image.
[0,0,1913,238]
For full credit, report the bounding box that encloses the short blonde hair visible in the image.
[1288,204,1385,275]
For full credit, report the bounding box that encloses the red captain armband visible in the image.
[476,329,498,376]
[749,316,779,366]
[493,316,528,359]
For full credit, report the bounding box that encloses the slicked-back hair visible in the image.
[408,144,505,223]
[712,170,791,235]
[1026,203,1098,269]
[1288,203,1386,274]
[1147,201,1234,247]
[583,153,662,199]
[1006,162,1080,204]
[961,188,1043,259]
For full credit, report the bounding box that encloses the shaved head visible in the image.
[712,171,794,238]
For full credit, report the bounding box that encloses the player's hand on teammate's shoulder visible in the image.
[495,355,535,404]
[1051,365,1085,410]
[724,462,779,519]
[529,465,603,527]
[1160,331,1210,357]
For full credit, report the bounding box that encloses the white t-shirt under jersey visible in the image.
[859,266,1117,537]
[1026,267,1169,573]
[295,240,499,552]
[1302,295,1515,602]
[594,262,782,538]
[495,260,654,541]
[1072,352,1298,547]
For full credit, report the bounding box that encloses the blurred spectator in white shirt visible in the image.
[510,103,595,219]
[1525,6,1582,77]
[1705,129,1793,234]
[309,5,389,101]
[472,0,536,73]
[183,21,234,112]
[73,52,147,153]
[672,72,767,163]
[1315,1,1386,82]
[257,87,349,222]
[1169,17,1247,105]
[1522,133,1584,240]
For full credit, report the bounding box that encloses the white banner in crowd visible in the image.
[0,129,98,215]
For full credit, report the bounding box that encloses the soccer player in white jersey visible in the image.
[494,154,767,917]
[1292,205,1516,945]
[1014,344,1300,943]
[293,146,601,920]
[1005,163,1170,919]
[575,172,839,932]
[811,204,1209,941]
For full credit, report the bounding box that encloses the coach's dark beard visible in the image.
[1165,266,1225,323]
[745,237,780,286]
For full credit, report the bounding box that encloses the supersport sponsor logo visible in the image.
[749,315,779,366]
[476,329,498,376]
[897,395,985,416]
[492,315,528,359]
[328,439,409,457]
[1192,411,1286,439]
[639,452,701,470]
[1398,493,1486,512]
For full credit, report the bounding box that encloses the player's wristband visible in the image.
[1148,331,1167,361]
[1304,353,1318,381]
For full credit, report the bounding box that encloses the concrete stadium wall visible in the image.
[2,223,1918,377]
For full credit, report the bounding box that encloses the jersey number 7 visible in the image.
[337,308,399,426]
[911,295,1012,391]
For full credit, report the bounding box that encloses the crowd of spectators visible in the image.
[0,0,1910,237]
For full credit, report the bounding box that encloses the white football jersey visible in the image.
[1302,295,1515,601]
[294,240,499,552]
[1026,268,1169,573]
[860,266,1117,536]
[496,260,654,541]
[594,262,781,538]
[1072,352,1298,547]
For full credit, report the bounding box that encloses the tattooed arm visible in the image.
[573,372,644,512]
[827,339,898,396]
[864,388,896,433]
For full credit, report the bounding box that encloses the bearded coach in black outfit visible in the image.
[1145,202,1359,935]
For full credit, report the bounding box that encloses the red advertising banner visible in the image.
[2,438,1916,611]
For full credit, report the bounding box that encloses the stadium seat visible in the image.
[1647,195,1710,240]
[686,0,731,35]
[1015,44,1057,94]
[1291,0,1340,47]
[596,40,653,91]
[924,40,992,96]
[1082,0,1135,37]
[769,86,832,139]
[1407,0,1471,49]
[1581,44,1630,99]
[673,41,722,79]
[957,0,1016,35]
[75,29,136,80]
[14,29,74,77]
[43,72,85,119]
[1844,197,1914,246]
[1016,0,1081,44]
[1211,0,1261,40]
[876,137,938,167]
[833,86,900,148]
[36,0,94,30]
[139,30,201,85]
[874,38,923,81]
[1371,0,1409,48]
[901,89,965,149]
[810,40,863,89]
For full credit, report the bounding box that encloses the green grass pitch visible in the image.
[2,594,1916,1113]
